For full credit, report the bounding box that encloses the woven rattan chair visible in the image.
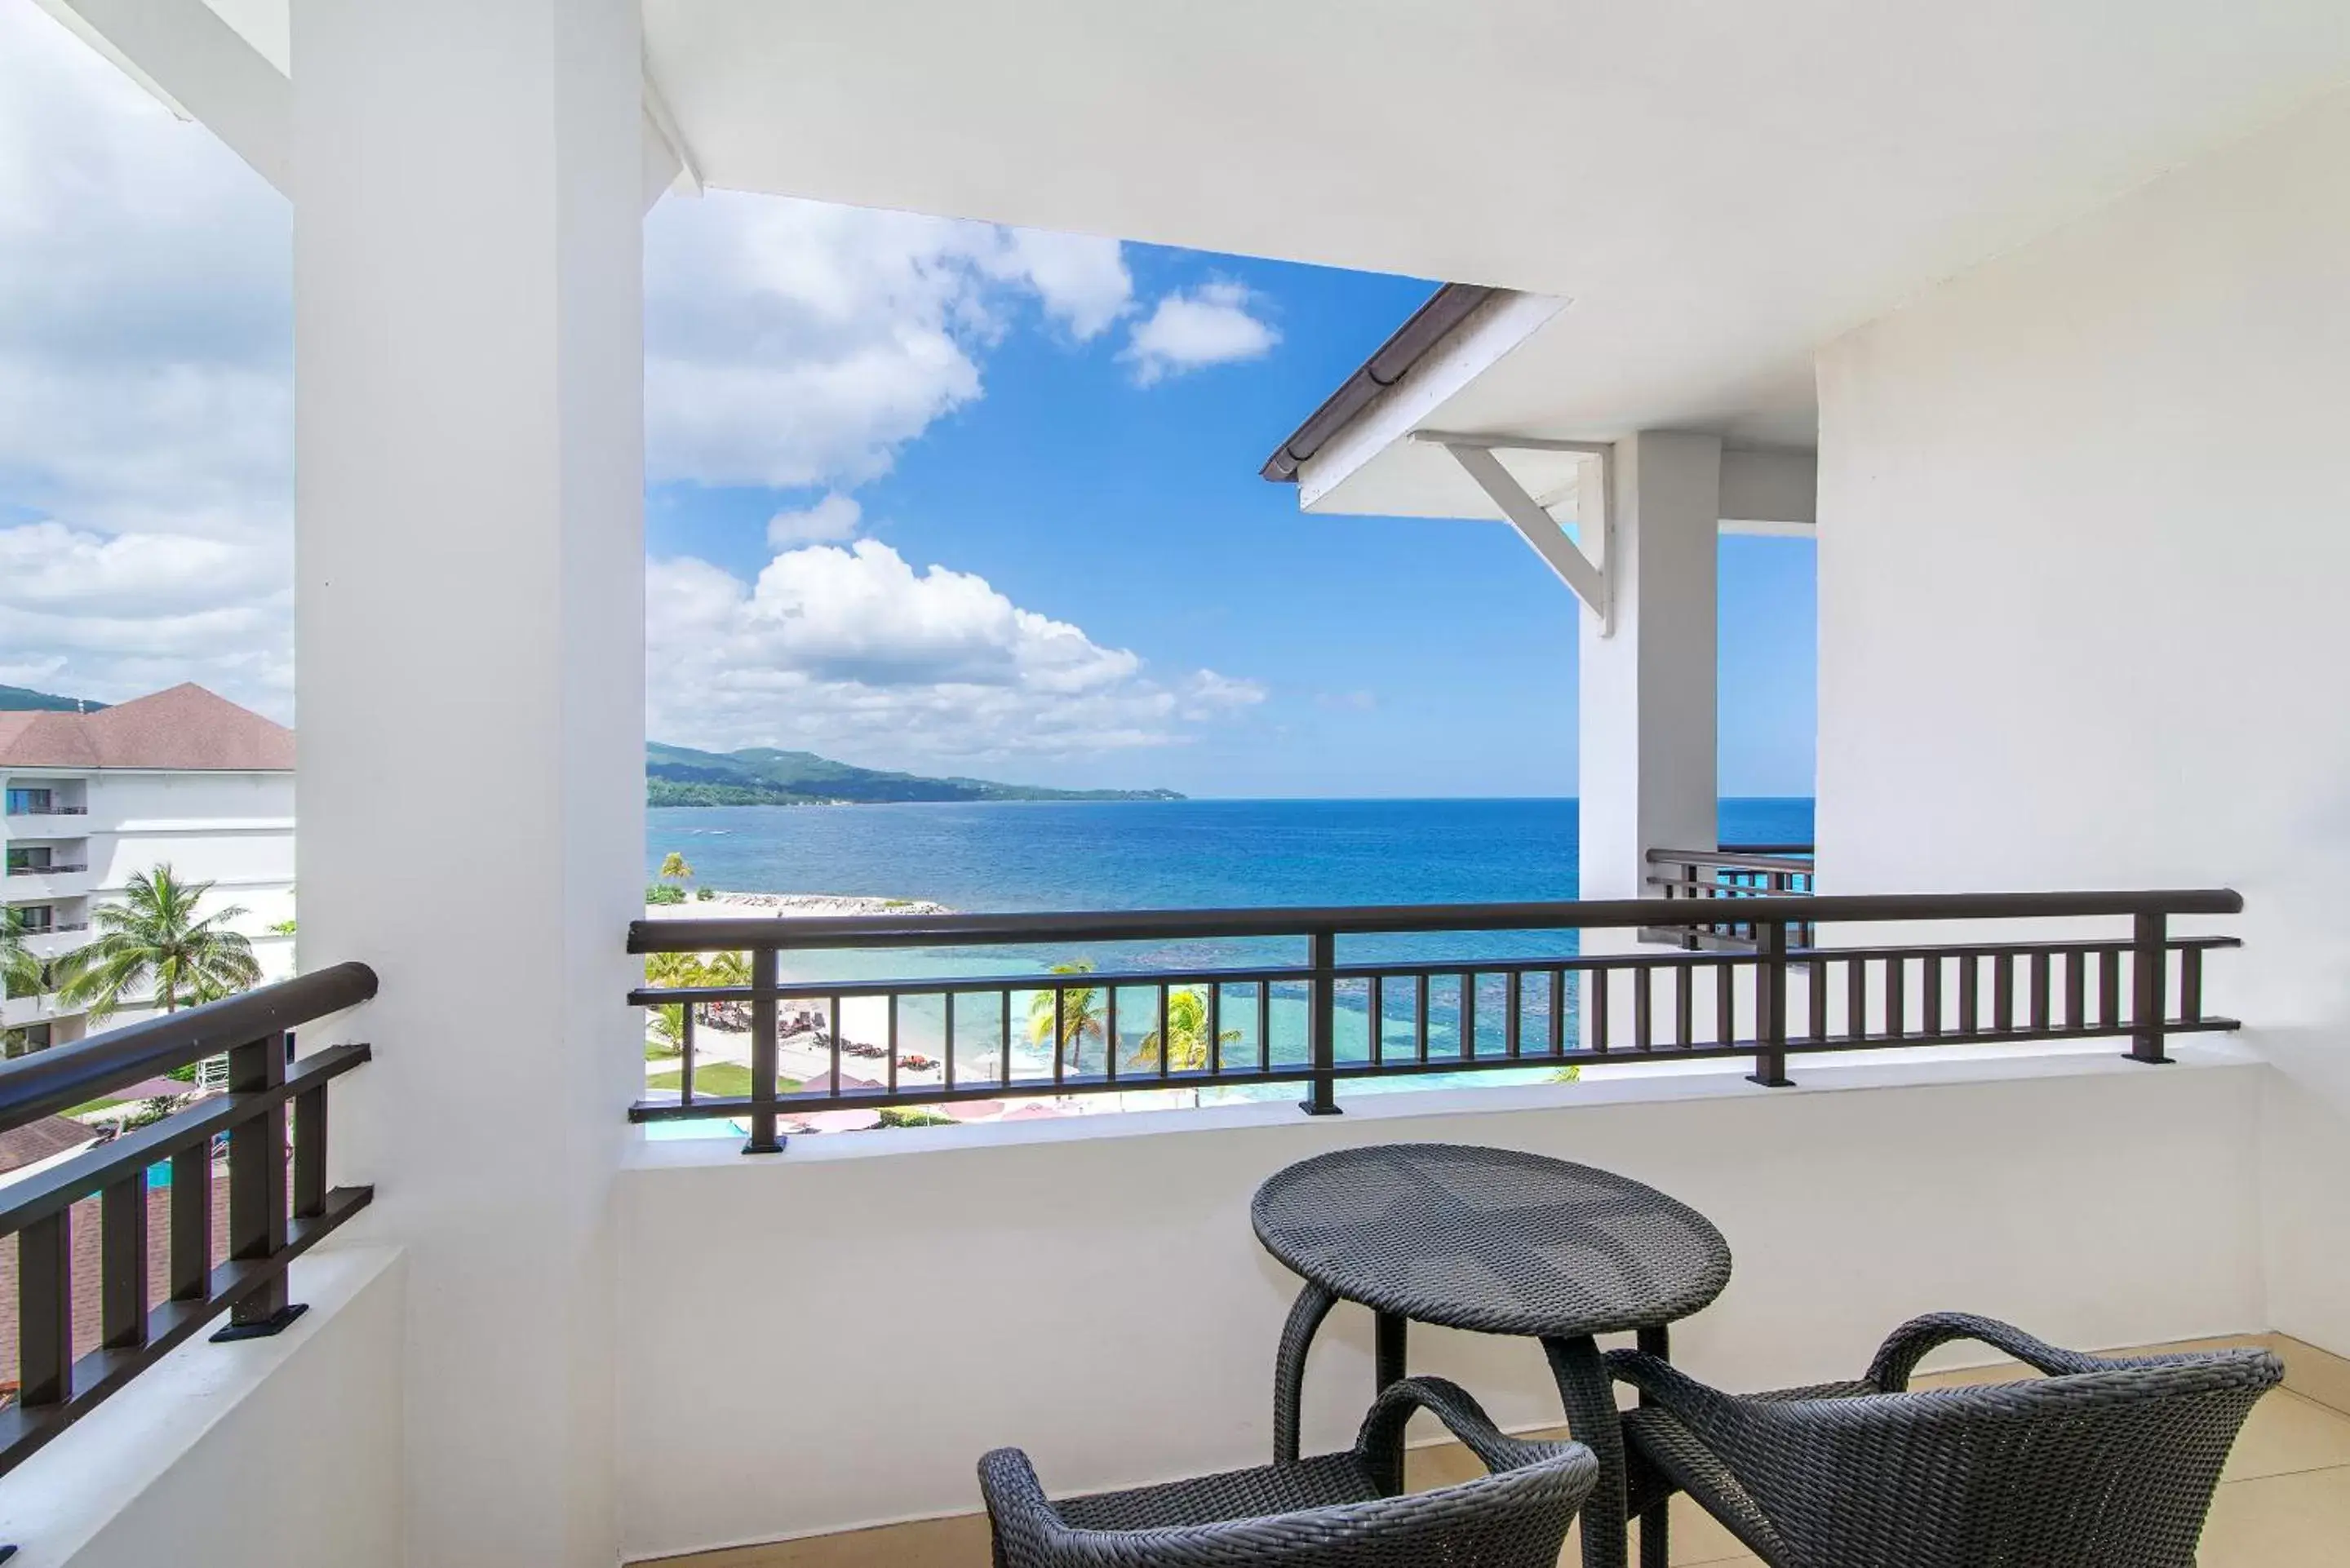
[1607,1312,2282,1568]
[979,1375,1598,1568]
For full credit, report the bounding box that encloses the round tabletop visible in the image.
[1251,1143,1732,1339]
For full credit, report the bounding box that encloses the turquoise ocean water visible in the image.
[638,798,1813,1127]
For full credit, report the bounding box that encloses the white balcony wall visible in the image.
[1,818,86,844]
[2,870,89,903]
[1813,86,2350,1349]
[3,1250,406,1568]
[616,1053,2264,1558]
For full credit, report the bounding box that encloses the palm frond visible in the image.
[54,862,260,1019]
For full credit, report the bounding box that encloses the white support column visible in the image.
[292,2,643,1565]
[1579,432,1721,903]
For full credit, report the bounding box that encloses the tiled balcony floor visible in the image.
[656,1356,2350,1568]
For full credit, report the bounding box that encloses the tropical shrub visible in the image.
[877,1106,957,1128]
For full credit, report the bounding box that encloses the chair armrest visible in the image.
[978,1447,1064,1566]
[1355,1375,1582,1490]
[1864,1312,2118,1391]
[1604,1350,1745,1437]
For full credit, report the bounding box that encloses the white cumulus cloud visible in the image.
[0,4,294,710]
[645,193,1132,489]
[2,4,1262,772]
[1120,281,1280,386]
[766,493,865,548]
[648,540,1263,760]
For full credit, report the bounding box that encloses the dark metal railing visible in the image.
[2,805,86,817]
[0,963,377,1479]
[628,888,2240,1154]
[1647,844,1816,949]
[4,863,86,878]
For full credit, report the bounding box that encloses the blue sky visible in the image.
[0,2,1814,800]
[643,228,1816,799]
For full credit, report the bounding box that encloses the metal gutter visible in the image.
[1257,282,1496,482]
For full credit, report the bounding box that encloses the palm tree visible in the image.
[2,906,44,1002]
[658,852,694,888]
[643,948,752,1043]
[1136,986,1243,1073]
[54,865,261,1024]
[1026,961,1107,1073]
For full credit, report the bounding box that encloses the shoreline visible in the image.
[641,889,952,920]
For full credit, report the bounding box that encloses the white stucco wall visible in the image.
[615,1053,2264,1559]
[1814,88,2350,1347]
[0,1248,405,1568]
[85,770,296,909]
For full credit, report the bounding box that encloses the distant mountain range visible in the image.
[0,684,107,713]
[647,742,1182,806]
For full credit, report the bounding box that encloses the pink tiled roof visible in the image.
[0,684,291,772]
[0,1114,97,1176]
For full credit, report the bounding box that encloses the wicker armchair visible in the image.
[979,1376,1598,1568]
[1607,1312,2282,1568]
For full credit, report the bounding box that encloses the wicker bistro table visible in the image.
[1252,1144,1733,1568]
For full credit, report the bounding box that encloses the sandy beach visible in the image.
[644,889,951,1096]
[638,889,1228,1127]
[640,889,951,921]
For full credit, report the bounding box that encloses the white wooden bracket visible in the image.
[1414,431,1616,636]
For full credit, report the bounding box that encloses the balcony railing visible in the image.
[2,805,87,817]
[11,922,89,939]
[629,888,2241,1154]
[0,963,378,1478]
[1646,844,1816,948]
[4,863,86,878]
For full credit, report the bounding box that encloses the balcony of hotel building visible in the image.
[2,5,2348,1568]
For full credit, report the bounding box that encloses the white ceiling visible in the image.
[187,1,2350,472]
[641,0,2350,463]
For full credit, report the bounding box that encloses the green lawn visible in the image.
[644,1064,800,1098]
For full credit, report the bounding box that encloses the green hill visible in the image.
[646,742,1182,806]
[0,684,107,713]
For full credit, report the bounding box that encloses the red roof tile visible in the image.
[0,684,291,772]
[0,1114,97,1176]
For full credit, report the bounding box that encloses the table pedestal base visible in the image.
[1271,1282,1668,1568]
[1545,1335,1639,1568]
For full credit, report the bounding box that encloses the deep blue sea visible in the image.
[645,796,1812,976]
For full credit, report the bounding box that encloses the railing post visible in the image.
[1679,857,1700,950]
[2130,911,2170,1064]
[215,1029,301,1340]
[745,947,783,1154]
[1299,928,1341,1115]
[1749,920,1791,1087]
[17,1210,70,1405]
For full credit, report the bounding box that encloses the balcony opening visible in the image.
[634,192,1820,1144]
